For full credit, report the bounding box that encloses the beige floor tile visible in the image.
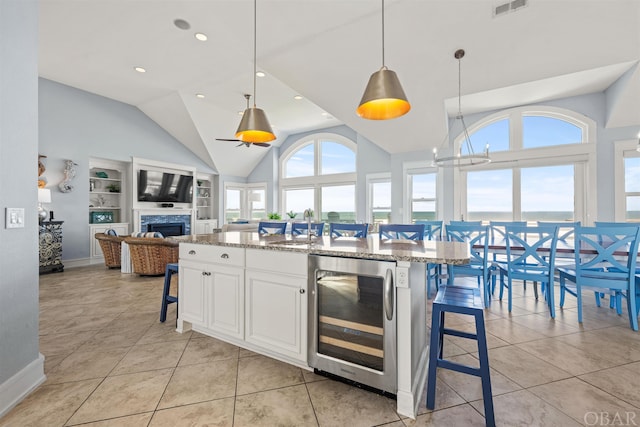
[484,317,547,344]
[530,377,640,424]
[509,313,582,337]
[67,412,153,426]
[560,328,640,365]
[403,404,486,426]
[178,336,239,366]
[580,364,640,409]
[44,354,67,375]
[234,384,317,427]
[46,347,129,384]
[436,322,509,352]
[434,354,521,402]
[76,326,150,352]
[415,376,466,415]
[486,346,572,388]
[302,369,329,383]
[158,358,238,409]
[136,318,192,345]
[111,340,187,375]
[306,379,400,427]
[0,379,101,427]
[149,398,235,427]
[66,368,173,425]
[471,389,582,427]
[236,354,304,395]
[517,337,619,376]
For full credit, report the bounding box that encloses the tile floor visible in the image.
[1,265,640,426]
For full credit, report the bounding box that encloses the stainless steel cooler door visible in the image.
[308,255,397,394]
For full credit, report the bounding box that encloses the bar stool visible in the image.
[426,286,495,427]
[160,263,178,322]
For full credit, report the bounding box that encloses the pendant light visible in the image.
[433,49,491,167]
[235,0,275,143]
[356,0,410,120]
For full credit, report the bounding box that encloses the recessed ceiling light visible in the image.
[194,32,207,41]
[196,93,205,99]
[134,66,146,73]
[174,19,190,30]
[293,95,303,100]
[321,112,329,116]
[238,111,244,115]
[256,71,265,77]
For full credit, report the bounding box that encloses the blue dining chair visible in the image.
[557,225,640,331]
[291,222,325,236]
[379,223,425,241]
[257,221,287,235]
[594,221,639,227]
[329,222,368,238]
[416,220,444,298]
[488,221,527,294]
[445,224,491,307]
[448,220,482,227]
[494,224,559,317]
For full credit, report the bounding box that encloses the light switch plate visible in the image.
[6,208,25,228]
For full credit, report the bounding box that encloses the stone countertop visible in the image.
[170,232,470,264]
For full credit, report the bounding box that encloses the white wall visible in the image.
[0,0,43,416]
[38,78,216,262]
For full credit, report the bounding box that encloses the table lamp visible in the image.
[38,188,51,222]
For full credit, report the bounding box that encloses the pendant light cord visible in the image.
[253,0,257,107]
[457,53,473,156]
[381,0,385,68]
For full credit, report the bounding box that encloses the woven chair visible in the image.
[124,237,179,276]
[94,233,125,268]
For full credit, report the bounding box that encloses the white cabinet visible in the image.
[178,244,245,339]
[195,219,218,234]
[245,249,308,362]
[195,174,215,221]
[90,223,129,260]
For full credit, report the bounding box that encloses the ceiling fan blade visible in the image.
[216,138,241,142]
[236,142,244,147]
[254,142,271,147]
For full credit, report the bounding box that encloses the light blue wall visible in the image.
[38,78,216,261]
[248,124,391,222]
[0,0,41,405]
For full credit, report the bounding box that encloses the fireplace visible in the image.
[138,212,192,235]
[148,222,185,237]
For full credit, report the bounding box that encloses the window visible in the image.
[459,106,595,224]
[280,134,357,221]
[624,155,640,221]
[224,182,267,223]
[409,172,437,222]
[367,175,391,229]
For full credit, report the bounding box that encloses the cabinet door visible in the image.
[207,265,244,339]
[245,270,307,361]
[194,222,206,235]
[179,262,206,326]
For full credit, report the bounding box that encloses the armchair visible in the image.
[94,233,125,268]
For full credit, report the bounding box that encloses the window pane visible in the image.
[626,196,640,221]
[371,181,391,228]
[285,143,314,178]
[521,165,574,221]
[523,116,582,148]
[467,169,512,222]
[249,189,265,220]
[412,201,436,221]
[321,141,355,175]
[225,188,241,223]
[412,174,436,199]
[470,119,509,152]
[625,157,640,192]
[321,185,355,222]
[284,188,314,218]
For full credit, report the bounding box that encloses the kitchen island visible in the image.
[170,232,469,419]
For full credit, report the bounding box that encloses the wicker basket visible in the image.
[124,237,179,276]
[94,233,125,268]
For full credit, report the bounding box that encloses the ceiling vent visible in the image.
[493,0,528,17]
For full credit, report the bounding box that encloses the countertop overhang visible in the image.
[170,232,470,264]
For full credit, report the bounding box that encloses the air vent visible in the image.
[493,0,528,17]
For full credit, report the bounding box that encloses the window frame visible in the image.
[403,162,440,223]
[614,139,640,221]
[223,181,267,224]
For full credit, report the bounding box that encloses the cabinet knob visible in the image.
[221,253,229,259]
[189,250,196,255]
[299,288,306,294]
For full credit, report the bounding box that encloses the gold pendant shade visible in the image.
[235,107,276,143]
[357,67,410,120]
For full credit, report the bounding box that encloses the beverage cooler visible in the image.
[308,255,397,395]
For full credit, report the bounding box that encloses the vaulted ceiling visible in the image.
[39,0,640,176]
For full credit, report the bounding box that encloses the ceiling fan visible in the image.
[215,94,271,148]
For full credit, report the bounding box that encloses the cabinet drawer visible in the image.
[246,248,307,276]
[180,244,245,267]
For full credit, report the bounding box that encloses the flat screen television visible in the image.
[137,169,193,203]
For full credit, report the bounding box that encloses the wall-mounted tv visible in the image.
[137,170,193,203]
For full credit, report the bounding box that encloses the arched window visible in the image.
[458,106,596,223]
[280,134,357,222]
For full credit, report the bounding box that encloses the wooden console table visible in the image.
[39,221,64,274]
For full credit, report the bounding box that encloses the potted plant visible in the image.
[286,210,297,219]
[267,212,282,220]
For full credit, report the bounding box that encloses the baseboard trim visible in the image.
[63,258,94,269]
[0,353,46,418]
